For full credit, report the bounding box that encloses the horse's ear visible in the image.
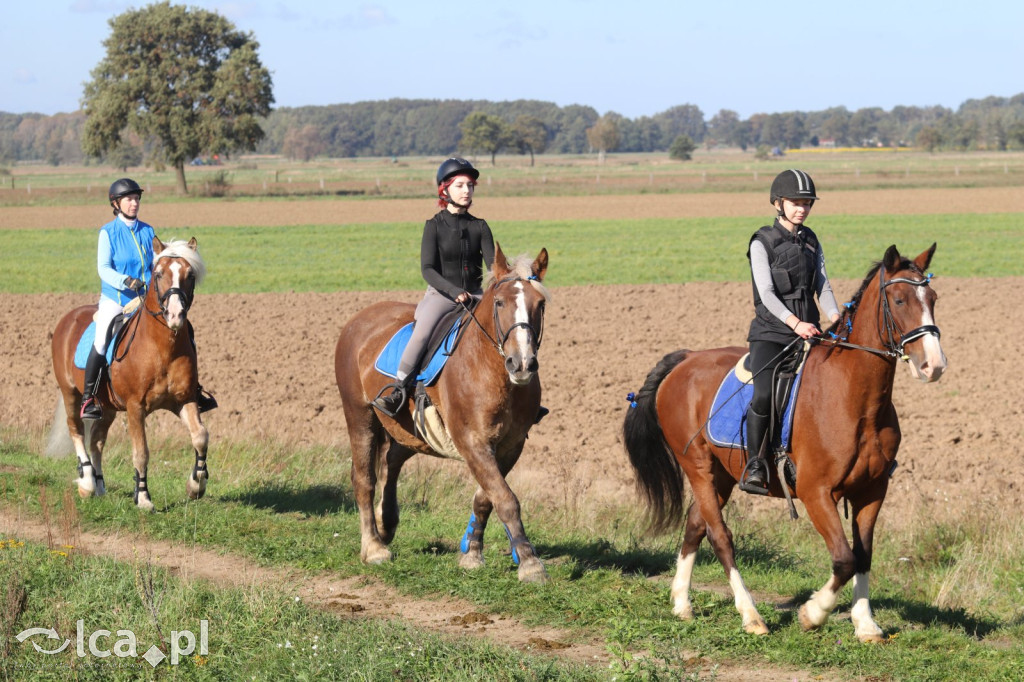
[914,242,936,272]
[492,241,510,278]
[188,237,198,251]
[152,236,165,254]
[882,244,901,273]
[532,248,548,281]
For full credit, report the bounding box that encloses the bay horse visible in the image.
[623,244,946,641]
[50,237,210,511]
[335,244,550,583]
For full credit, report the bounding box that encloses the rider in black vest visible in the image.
[741,169,840,495]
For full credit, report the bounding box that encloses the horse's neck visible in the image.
[834,296,898,396]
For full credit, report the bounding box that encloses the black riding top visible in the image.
[747,220,822,344]
[420,210,496,300]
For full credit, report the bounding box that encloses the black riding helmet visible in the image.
[436,157,479,186]
[109,178,143,215]
[769,169,818,205]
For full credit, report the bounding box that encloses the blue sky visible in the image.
[2,1,1021,120]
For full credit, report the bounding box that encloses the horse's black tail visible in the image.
[623,350,689,535]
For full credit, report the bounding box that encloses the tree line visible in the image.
[4,93,1024,168]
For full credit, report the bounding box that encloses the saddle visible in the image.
[374,304,471,386]
[73,309,135,371]
[706,342,808,457]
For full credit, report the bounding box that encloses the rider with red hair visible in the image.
[373,158,495,416]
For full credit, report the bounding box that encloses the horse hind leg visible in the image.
[180,405,210,500]
[684,460,768,635]
[376,442,414,545]
[350,422,392,564]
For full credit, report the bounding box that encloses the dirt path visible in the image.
[0,507,839,681]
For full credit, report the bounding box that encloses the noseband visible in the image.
[878,268,940,359]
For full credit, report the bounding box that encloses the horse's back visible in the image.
[51,305,97,392]
[335,300,415,406]
[656,346,745,449]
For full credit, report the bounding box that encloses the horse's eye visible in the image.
[495,300,504,308]
[894,297,905,306]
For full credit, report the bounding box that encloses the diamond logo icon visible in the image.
[143,645,166,667]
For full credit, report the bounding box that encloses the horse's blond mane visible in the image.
[155,240,206,286]
[484,253,551,301]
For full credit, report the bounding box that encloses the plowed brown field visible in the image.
[3,188,1020,524]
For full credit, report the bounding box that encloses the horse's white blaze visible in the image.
[803,577,839,628]
[505,282,533,384]
[164,262,185,328]
[851,572,883,638]
[907,286,946,382]
[671,551,697,617]
[728,568,761,626]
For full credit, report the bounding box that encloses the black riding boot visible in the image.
[80,348,106,420]
[372,375,415,417]
[740,407,771,495]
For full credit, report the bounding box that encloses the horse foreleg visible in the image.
[798,490,856,632]
[67,409,96,498]
[376,443,413,545]
[850,494,887,643]
[457,487,492,570]
[463,445,547,584]
[179,405,209,500]
[126,405,154,512]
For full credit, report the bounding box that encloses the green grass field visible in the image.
[2,435,1023,681]
[2,213,1022,295]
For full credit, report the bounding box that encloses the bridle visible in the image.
[146,261,194,322]
[824,266,940,361]
[460,275,545,360]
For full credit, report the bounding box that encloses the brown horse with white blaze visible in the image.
[623,244,946,641]
[335,244,550,583]
[50,237,210,511]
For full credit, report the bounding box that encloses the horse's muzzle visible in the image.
[505,354,538,385]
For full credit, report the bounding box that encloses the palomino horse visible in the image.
[335,244,550,583]
[50,237,210,511]
[623,244,946,641]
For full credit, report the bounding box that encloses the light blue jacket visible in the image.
[98,215,156,305]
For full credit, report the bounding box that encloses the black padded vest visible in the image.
[747,220,821,344]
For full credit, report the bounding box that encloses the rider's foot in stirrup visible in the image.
[80,396,103,420]
[196,386,218,413]
[372,384,407,417]
[739,458,770,495]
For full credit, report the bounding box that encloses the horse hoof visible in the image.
[672,605,694,621]
[458,552,485,570]
[186,476,207,500]
[744,620,770,636]
[362,546,392,565]
[857,631,886,644]
[798,603,824,631]
[516,562,549,584]
[77,486,94,499]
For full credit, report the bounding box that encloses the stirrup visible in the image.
[80,396,103,421]
[372,383,407,417]
[739,458,771,496]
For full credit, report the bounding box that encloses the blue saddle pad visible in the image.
[705,366,804,451]
[374,320,463,386]
[74,322,118,369]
